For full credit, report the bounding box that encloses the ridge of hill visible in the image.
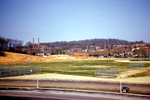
[0,52,73,64]
[40,38,143,49]
[0,52,85,64]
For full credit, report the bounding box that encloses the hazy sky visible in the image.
[0,0,150,44]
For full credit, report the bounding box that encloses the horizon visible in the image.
[0,0,150,44]
[0,36,147,45]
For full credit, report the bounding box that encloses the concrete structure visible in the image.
[32,38,40,49]
[73,53,89,59]
[33,38,34,49]
[38,38,39,49]
[35,52,51,56]
[104,40,106,50]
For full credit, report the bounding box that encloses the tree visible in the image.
[8,39,13,48]
[133,46,146,58]
[140,46,146,57]
[25,41,32,49]
[112,47,119,57]
[17,40,23,48]
[0,37,5,48]
[103,50,109,57]
[112,47,119,54]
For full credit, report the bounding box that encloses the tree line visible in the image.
[0,36,24,55]
[0,36,145,56]
[41,38,142,49]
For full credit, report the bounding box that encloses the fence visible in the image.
[0,65,41,77]
[94,69,116,78]
[129,63,144,68]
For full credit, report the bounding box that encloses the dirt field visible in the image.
[0,52,120,64]
[0,52,150,84]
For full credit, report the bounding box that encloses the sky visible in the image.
[0,0,150,45]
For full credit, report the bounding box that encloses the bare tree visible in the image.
[17,40,23,48]
[8,39,13,48]
[12,39,18,48]
[25,41,32,49]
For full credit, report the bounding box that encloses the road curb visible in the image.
[0,86,150,98]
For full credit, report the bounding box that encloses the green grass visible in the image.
[128,69,150,77]
[145,63,150,67]
[2,60,150,77]
[3,60,130,77]
[130,59,150,61]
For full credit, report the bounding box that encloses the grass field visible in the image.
[7,60,150,77]
[130,59,150,61]
[1,52,150,78]
[128,69,150,77]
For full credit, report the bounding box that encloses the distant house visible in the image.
[95,46,100,49]
[70,48,77,52]
[84,49,88,52]
[40,45,49,51]
[126,51,132,57]
[35,52,51,56]
[76,48,82,52]
[35,52,44,56]
[132,43,147,48]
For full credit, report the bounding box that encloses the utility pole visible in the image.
[37,73,39,88]
[120,76,122,93]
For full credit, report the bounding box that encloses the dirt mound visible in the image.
[0,52,76,64]
[0,52,121,64]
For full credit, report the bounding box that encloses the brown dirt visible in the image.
[0,52,120,64]
[0,52,150,84]
[1,73,150,84]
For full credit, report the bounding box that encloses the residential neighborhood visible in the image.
[0,37,150,58]
[23,39,150,58]
[64,42,150,58]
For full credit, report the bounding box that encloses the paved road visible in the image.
[0,87,150,100]
[0,79,150,94]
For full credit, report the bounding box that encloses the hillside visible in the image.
[40,38,141,49]
[0,52,120,64]
[0,52,74,64]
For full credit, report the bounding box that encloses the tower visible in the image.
[33,38,34,49]
[104,40,106,50]
[38,38,39,49]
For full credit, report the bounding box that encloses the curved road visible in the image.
[0,79,150,94]
[0,88,150,100]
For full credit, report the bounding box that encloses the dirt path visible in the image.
[1,73,150,84]
[117,67,150,78]
[115,60,150,63]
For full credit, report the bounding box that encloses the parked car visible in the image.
[122,87,129,92]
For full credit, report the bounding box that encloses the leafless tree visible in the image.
[25,41,32,49]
